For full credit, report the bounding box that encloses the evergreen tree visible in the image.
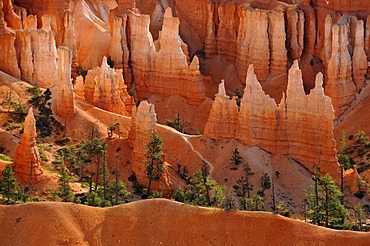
[0,165,19,204]
[145,132,165,197]
[259,172,271,197]
[172,169,225,207]
[109,180,130,205]
[57,158,73,202]
[308,173,349,228]
[100,149,110,207]
[338,131,351,206]
[230,147,243,167]
[233,163,254,209]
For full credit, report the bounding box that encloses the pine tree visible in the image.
[231,147,243,167]
[233,163,254,210]
[57,158,73,202]
[100,150,110,207]
[0,165,19,204]
[145,132,165,197]
[308,173,349,227]
[172,167,225,208]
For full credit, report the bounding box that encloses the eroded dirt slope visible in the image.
[0,199,369,245]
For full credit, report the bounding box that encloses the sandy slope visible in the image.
[0,199,369,246]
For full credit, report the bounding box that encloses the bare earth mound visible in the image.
[0,199,369,246]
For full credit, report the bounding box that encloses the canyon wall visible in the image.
[128,8,207,105]
[205,61,339,180]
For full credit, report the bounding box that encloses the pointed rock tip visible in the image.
[217,80,226,97]
[292,60,299,70]
[315,72,324,88]
[246,64,258,86]
[164,7,173,18]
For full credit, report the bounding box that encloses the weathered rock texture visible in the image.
[169,0,370,117]
[12,108,44,183]
[62,9,77,66]
[84,57,129,115]
[54,46,76,116]
[130,101,172,193]
[129,8,207,104]
[73,75,84,98]
[5,13,58,88]
[205,61,339,180]
[324,14,367,117]
[0,1,21,79]
[109,14,132,87]
[204,80,238,139]
[73,0,112,69]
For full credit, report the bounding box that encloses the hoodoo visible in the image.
[12,108,43,183]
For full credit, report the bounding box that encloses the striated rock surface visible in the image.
[2,0,22,30]
[325,22,356,117]
[109,16,124,69]
[13,14,58,87]
[129,7,206,105]
[287,9,304,61]
[12,108,43,183]
[73,75,85,98]
[54,46,76,117]
[130,101,172,193]
[204,81,238,139]
[62,9,77,67]
[73,0,113,69]
[0,2,21,79]
[32,15,58,88]
[236,64,279,151]
[84,57,129,115]
[205,61,339,180]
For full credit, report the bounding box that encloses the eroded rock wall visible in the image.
[205,61,339,179]
[54,46,76,117]
[84,56,129,115]
[128,8,207,105]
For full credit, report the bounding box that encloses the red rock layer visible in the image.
[12,108,44,183]
[205,61,339,180]
[128,8,207,105]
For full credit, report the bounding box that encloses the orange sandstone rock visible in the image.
[73,75,85,98]
[84,57,129,115]
[130,101,172,193]
[54,46,76,117]
[204,80,238,139]
[128,7,206,105]
[0,2,21,79]
[13,108,44,183]
[205,61,339,180]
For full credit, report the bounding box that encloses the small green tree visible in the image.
[233,163,254,210]
[245,195,265,211]
[99,150,110,207]
[308,173,349,228]
[259,172,271,197]
[0,165,19,204]
[166,112,190,133]
[145,132,165,197]
[172,163,225,207]
[109,180,130,205]
[57,158,73,202]
[230,147,243,169]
